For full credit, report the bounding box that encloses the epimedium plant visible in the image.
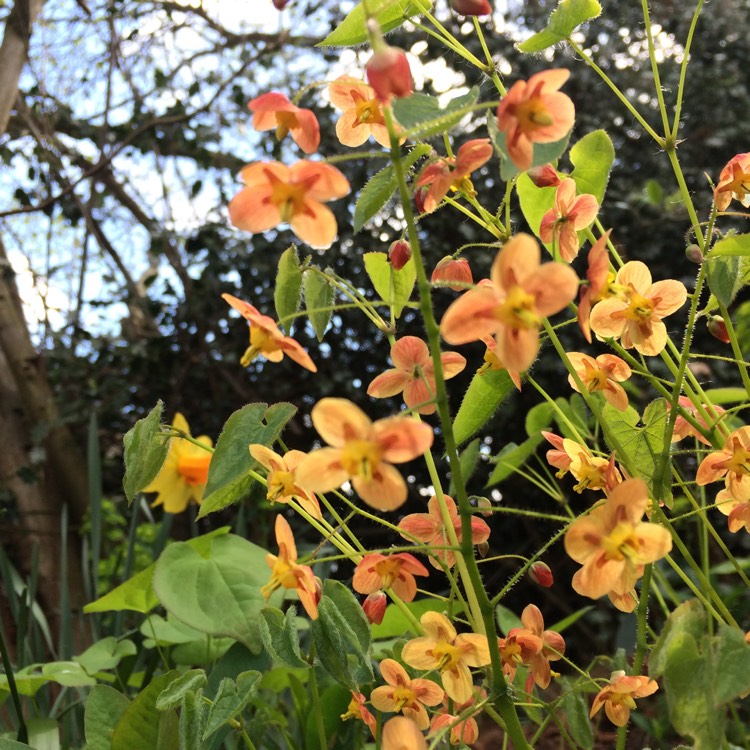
[4,0,750,748]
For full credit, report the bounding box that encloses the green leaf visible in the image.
[601,400,671,504]
[40,661,96,687]
[549,605,594,633]
[517,0,602,53]
[178,690,207,750]
[259,606,310,669]
[85,685,131,750]
[392,88,480,139]
[354,144,431,233]
[274,245,303,333]
[559,679,594,749]
[303,271,334,341]
[155,670,207,710]
[24,720,60,750]
[320,0,432,47]
[487,433,545,486]
[312,580,373,690]
[710,233,750,256]
[495,604,523,636]
[84,527,230,614]
[305,684,351,750]
[525,401,555,436]
[111,671,179,750]
[372,599,462,639]
[152,534,281,653]
[453,367,516,446]
[200,402,297,516]
[703,387,748,405]
[202,671,261,741]
[363,251,416,319]
[449,438,481,496]
[489,112,571,181]
[706,255,750,308]
[75,637,137,675]
[122,401,168,503]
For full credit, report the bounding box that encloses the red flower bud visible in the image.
[685,244,703,264]
[415,185,430,215]
[388,240,412,270]
[529,561,554,588]
[362,591,387,625]
[527,164,562,188]
[452,0,493,16]
[366,47,413,102]
[272,0,289,8]
[707,316,731,344]
[431,256,473,291]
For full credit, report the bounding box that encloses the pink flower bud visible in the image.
[529,561,554,588]
[707,316,730,344]
[388,240,412,270]
[685,244,703,264]
[366,47,413,102]
[431,256,473,291]
[527,164,562,188]
[362,591,387,625]
[452,0,492,14]
[272,0,289,8]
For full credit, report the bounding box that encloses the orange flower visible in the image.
[352,553,429,602]
[295,398,434,511]
[496,69,575,171]
[247,92,320,154]
[398,494,490,569]
[430,697,480,746]
[143,413,212,513]
[714,152,750,211]
[249,444,321,518]
[401,612,491,703]
[222,293,317,372]
[716,482,750,533]
[431,256,473,291]
[440,233,579,372]
[228,160,350,249]
[506,605,565,691]
[328,76,393,148]
[539,178,599,262]
[578,231,612,343]
[370,659,444,730]
[262,515,320,620]
[341,691,377,737]
[670,396,724,445]
[564,478,672,612]
[567,352,631,411]
[477,334,522,390]
[382,716,428,750]
[590,670,658,727]
[367,336,466,415]
[696,426,750,499]
[415,139,493,214]
[589,261,687,356]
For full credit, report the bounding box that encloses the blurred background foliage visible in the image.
[1,0,749,662]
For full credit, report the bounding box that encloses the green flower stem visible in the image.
[662,553,730,625]
[632,563,653,675]
[567,38,665,147]
[324,149,391,165]
[317,495,367,554]
[640,0,672,138]
[384,104,530,750]
[472,16,507,96]
[239,728,257,750]
[717,299,750,398]
[316,268,390,332]
[442,195,498,234]
[665,147,705,245]
[526,374,588,446]
[670,0,706,141]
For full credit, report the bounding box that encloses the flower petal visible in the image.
[312,398,371,446]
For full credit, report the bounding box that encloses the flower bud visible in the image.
[362,591,387,625]
[707,315,730,344]
[476,541,490,558]
[388,239,412,270]
[366,46,413,102]
[685,244,703,264]
[415,185,430,215]
[474,495,493,517]
[527,163,562,188]
[431,256,473,291]
[529,561,554,588]
[452,0,493,15]
[272,0,289,8]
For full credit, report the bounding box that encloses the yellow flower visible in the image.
[143,413,212,513]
